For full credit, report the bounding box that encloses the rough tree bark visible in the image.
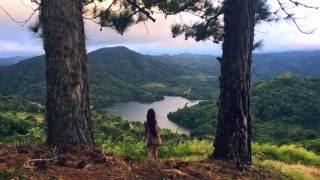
[41,0,94,145]
[212,0,256,166]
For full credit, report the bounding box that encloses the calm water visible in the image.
[103,96,201,134]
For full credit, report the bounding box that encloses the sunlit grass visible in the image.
[253,144,320,167]
[255,160,319,180]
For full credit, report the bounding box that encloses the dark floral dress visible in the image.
[144,122,162,147]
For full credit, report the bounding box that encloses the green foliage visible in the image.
[0,170,16,180]
[168,100,217,139]
[300,139,320,154]
[0,96,45,145]
[170,0,223,42]
[1,127,46,146]
[94,112,189,144]
[0,112,41,139]
[85,0,201,35]
[0,169,27,180]
[0,96,44,113]
[252,74,320,144]
[101,140,147,160]
[171,0,272,42]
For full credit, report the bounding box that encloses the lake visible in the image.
[103,96,201,134]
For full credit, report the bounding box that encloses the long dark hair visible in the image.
[147,109,157,136]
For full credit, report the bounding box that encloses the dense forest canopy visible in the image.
[168,73,320,152]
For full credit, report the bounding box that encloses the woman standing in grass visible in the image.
[145,108,162,159]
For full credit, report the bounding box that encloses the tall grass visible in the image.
[253,144,320,167]
[101,140,146,160]
[100,139,212,161]
[255,160,318,180]
[100,140,320,167]
[160,140,212,161]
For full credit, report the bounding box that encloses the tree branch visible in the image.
[276,0,319,34]
[0,5,39,26]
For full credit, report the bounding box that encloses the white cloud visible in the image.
[0,40,42,57]
[0,0,320,57]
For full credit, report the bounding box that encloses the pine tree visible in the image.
[40,0,94,145]
[171,0,271,167]
[212,0,256,166]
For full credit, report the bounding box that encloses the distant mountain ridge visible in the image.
[0,46,320,108]
[253,51,320,79]
[0,56,30,67]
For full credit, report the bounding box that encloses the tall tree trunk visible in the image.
[41,0,94,145]
[212,0,256,166]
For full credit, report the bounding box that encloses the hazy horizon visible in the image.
[1,45,320,60]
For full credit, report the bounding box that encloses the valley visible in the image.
[1,47,320,179]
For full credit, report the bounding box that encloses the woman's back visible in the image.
[145,109,162,158]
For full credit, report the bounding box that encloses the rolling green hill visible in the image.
[0,47,218,108]
[168,73,320,152]
[1,47,320,108]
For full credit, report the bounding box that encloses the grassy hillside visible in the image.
[168,73,320,152]
[1,95,319,179]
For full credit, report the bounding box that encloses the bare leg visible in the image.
[148,147,153,158]
[151,146,158,159]
[151,146,154,158]
[155,146,159,159]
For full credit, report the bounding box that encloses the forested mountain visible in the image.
[168,73,320,152]
[0,47,319,108]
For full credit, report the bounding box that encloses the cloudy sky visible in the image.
[0,0,320,58]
